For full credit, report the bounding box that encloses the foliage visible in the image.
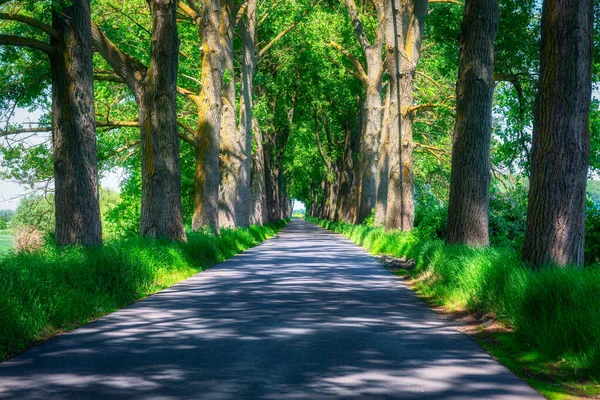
[585,199,600,265]
[308,216,600,380]
[0,219,288,360]
[11,195,54,238]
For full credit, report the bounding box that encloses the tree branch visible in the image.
[0,13,60,40]
[258,0,319,59]
[178,1,202,27]
[328,40,367,83]
[0,35,53,55]
[91,21,146,96]
[344,0,371,52]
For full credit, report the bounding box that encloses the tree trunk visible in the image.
[138,0,186,240]
[237,0,257,227]
[522,0,593,267]
[356,51,383,224]
[50,0,102,246]
[384,0,428,231]
[328,165,340,221]
[90,4,185,241]
[249,118,267,225]
[338,113,362,223]
[446,0,499,246]
[218,0,239,229]
[374,89,390,226]
[193,0,222,233]
[264,131,281,222]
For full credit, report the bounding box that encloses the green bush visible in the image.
[307,216,600,374]
[0,219,288,360]
[585,200,600,265]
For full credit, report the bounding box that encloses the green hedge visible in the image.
[0,220,288,360]
[307,216,600,375]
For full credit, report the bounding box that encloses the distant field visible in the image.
[0,229,13,253]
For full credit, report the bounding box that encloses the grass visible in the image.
[0,219,288,361]
[0,229,13,254]
[307,216,600,399]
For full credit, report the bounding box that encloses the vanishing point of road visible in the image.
[0,219,542,399]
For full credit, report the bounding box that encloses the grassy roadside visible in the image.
[0,219,288,361]
[0,229,13,254]
[307,216,600,400]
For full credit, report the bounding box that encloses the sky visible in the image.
[0,108,123,211]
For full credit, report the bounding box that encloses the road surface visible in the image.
[0,219,542,399]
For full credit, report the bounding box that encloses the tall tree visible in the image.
[141,0,185,239]
[446,0,499,246]
[192,0,223,233]
[522,0,593,266]
[0,0,103,246]
[218,0,240,228]
[91,0,186,240]
[333,0,385,223]
[384,0,428,231]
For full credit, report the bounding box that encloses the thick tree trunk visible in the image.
[138,0,186,240]
[193,0,223,233]
[249,118,267,225]
[218,0,239,229]
[374,89,390,226]
[446,0,499,246]
[384,0,428,231]
[264,132,281,222]
[356,52,383,224]
[237,0,257,227]
[328,166,340,220]
[50,0,102,246]
[90,4,185,241]
[338,114,362,223]
[522,0,593,267]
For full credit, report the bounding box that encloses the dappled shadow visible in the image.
[0,220,541,399]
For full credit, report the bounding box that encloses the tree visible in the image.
[91,1,186,240]
[522,0,593,267]
[0,0,102,246]
[192,0,223,233]
[446,0,499,246]
[383,0,428,231]
[333,0,385,223]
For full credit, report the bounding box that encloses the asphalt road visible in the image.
[0,219,542,399]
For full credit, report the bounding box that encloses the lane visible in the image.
[0,219,542,399]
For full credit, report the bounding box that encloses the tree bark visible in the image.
[193,0,223,233]
[357,69,383,223]
[384,0,428,231]
[446,0,499,246]
[264,130,281,222]
[139,0,186,240]
[50,0,102,246]
[342,0,385,224]
[218,0,239,229]
[249,118,267,225]
[338,111,362,223]
[522,0,593,267]
[237,0,257,227]
[374,89,390,226]
[91,10,185,241]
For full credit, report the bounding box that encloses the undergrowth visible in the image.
[0,220,288,361]
[307,216,600,377]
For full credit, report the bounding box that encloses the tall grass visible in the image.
[0,220,287,361]
[308,217,600,374]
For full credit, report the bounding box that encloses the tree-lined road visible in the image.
[0,219,541,399]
